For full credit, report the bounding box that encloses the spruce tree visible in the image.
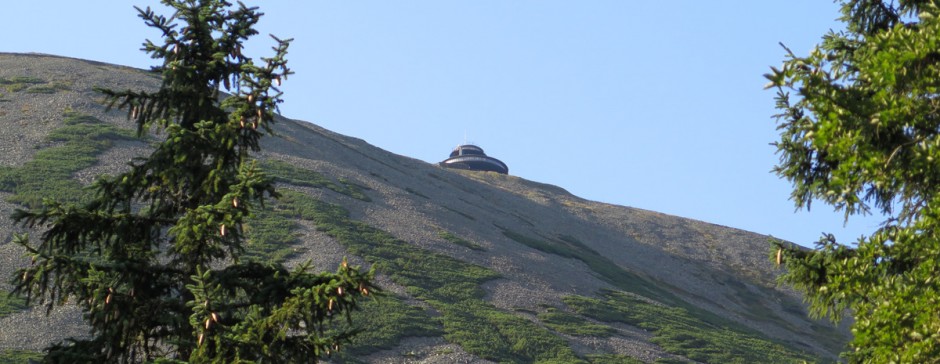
[768,0,940,361]
[11,1,374,362]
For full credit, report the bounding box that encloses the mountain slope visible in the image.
[0,53,847,363]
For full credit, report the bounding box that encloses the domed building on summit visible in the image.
[439,144,508,174]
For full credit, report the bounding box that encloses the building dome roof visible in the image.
[449,144,486,158]
[440,144,508,174]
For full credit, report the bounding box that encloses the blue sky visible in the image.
[2,1,884,247]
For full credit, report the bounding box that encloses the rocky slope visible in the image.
[0,53,847,363]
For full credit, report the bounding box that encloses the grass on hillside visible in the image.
[501,229,821,362]
[0,111,136,208]
[241,203,301,264]
[0,291,26,318]
[333,294,443,359]
[584,354,646,364]
[722,278,845,354]
[538,307,615,337]
[0,76,67,95]
[241,158,376,262]
[438,230,485,251]
[499,228,679,305]
[564,290,817,363]
[0,350,42,364]
[273,190,588,363]
[0,76,44,93]
[261,159,371,201]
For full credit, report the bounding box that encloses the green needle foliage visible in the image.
[767,1,940,361]
[9,1,373,362]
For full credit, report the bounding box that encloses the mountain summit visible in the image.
[0,53,846,363]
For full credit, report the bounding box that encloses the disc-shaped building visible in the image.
[439,144,508,174]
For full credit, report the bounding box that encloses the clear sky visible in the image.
[2,1,884,247]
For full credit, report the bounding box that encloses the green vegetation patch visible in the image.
[584,354,646,364]
[0,291,26,318]
[0,111,136,208]
[240,159,370,262]
[5,76,44,84]
[0,76,46,93]
[336,295,443,357]
[261,159,371,201]
[242,201,301,263]
[239,158,381,263]
[274,190,584,363]
[538,307,615,337]
[50,80,72,91]
[653,358,693,364]
[499,228,677,305]
[438,230,485,251]
[3,83,27,93]
[564,290,816,363]
[0,349,42,364]
[441,301,583,363]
